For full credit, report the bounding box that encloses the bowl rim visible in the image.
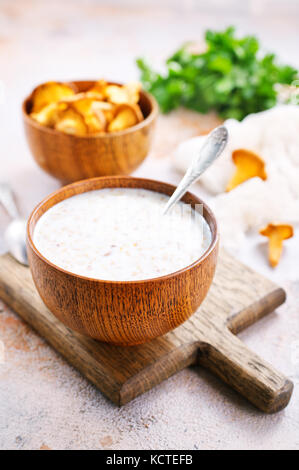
[27,176,219,285]
[22,80,159,138]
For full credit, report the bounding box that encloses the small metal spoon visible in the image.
[0,183,28,265]
[163,125,228,214]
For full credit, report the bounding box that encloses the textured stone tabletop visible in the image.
[0,0,298,450]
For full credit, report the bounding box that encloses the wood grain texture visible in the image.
[0,249,292,413]
[22,81,158,183]
[26,176,219,346]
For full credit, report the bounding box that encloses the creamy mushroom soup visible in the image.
[33,188,212,281]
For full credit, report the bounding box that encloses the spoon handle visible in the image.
[163,126,228,215]
[0,183,20,219]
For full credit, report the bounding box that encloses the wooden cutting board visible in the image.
[0,249,293,413]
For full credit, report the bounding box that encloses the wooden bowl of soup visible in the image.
[22,81,158,183]
[26,176,219,346]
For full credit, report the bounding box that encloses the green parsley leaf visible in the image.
[136,27,298,120]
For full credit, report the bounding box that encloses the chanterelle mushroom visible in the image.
[260,223,294,267]
[226,149,267,192]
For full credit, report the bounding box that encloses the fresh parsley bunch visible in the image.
[136,27,297,120]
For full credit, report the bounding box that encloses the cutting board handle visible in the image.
[198,330,293,413]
